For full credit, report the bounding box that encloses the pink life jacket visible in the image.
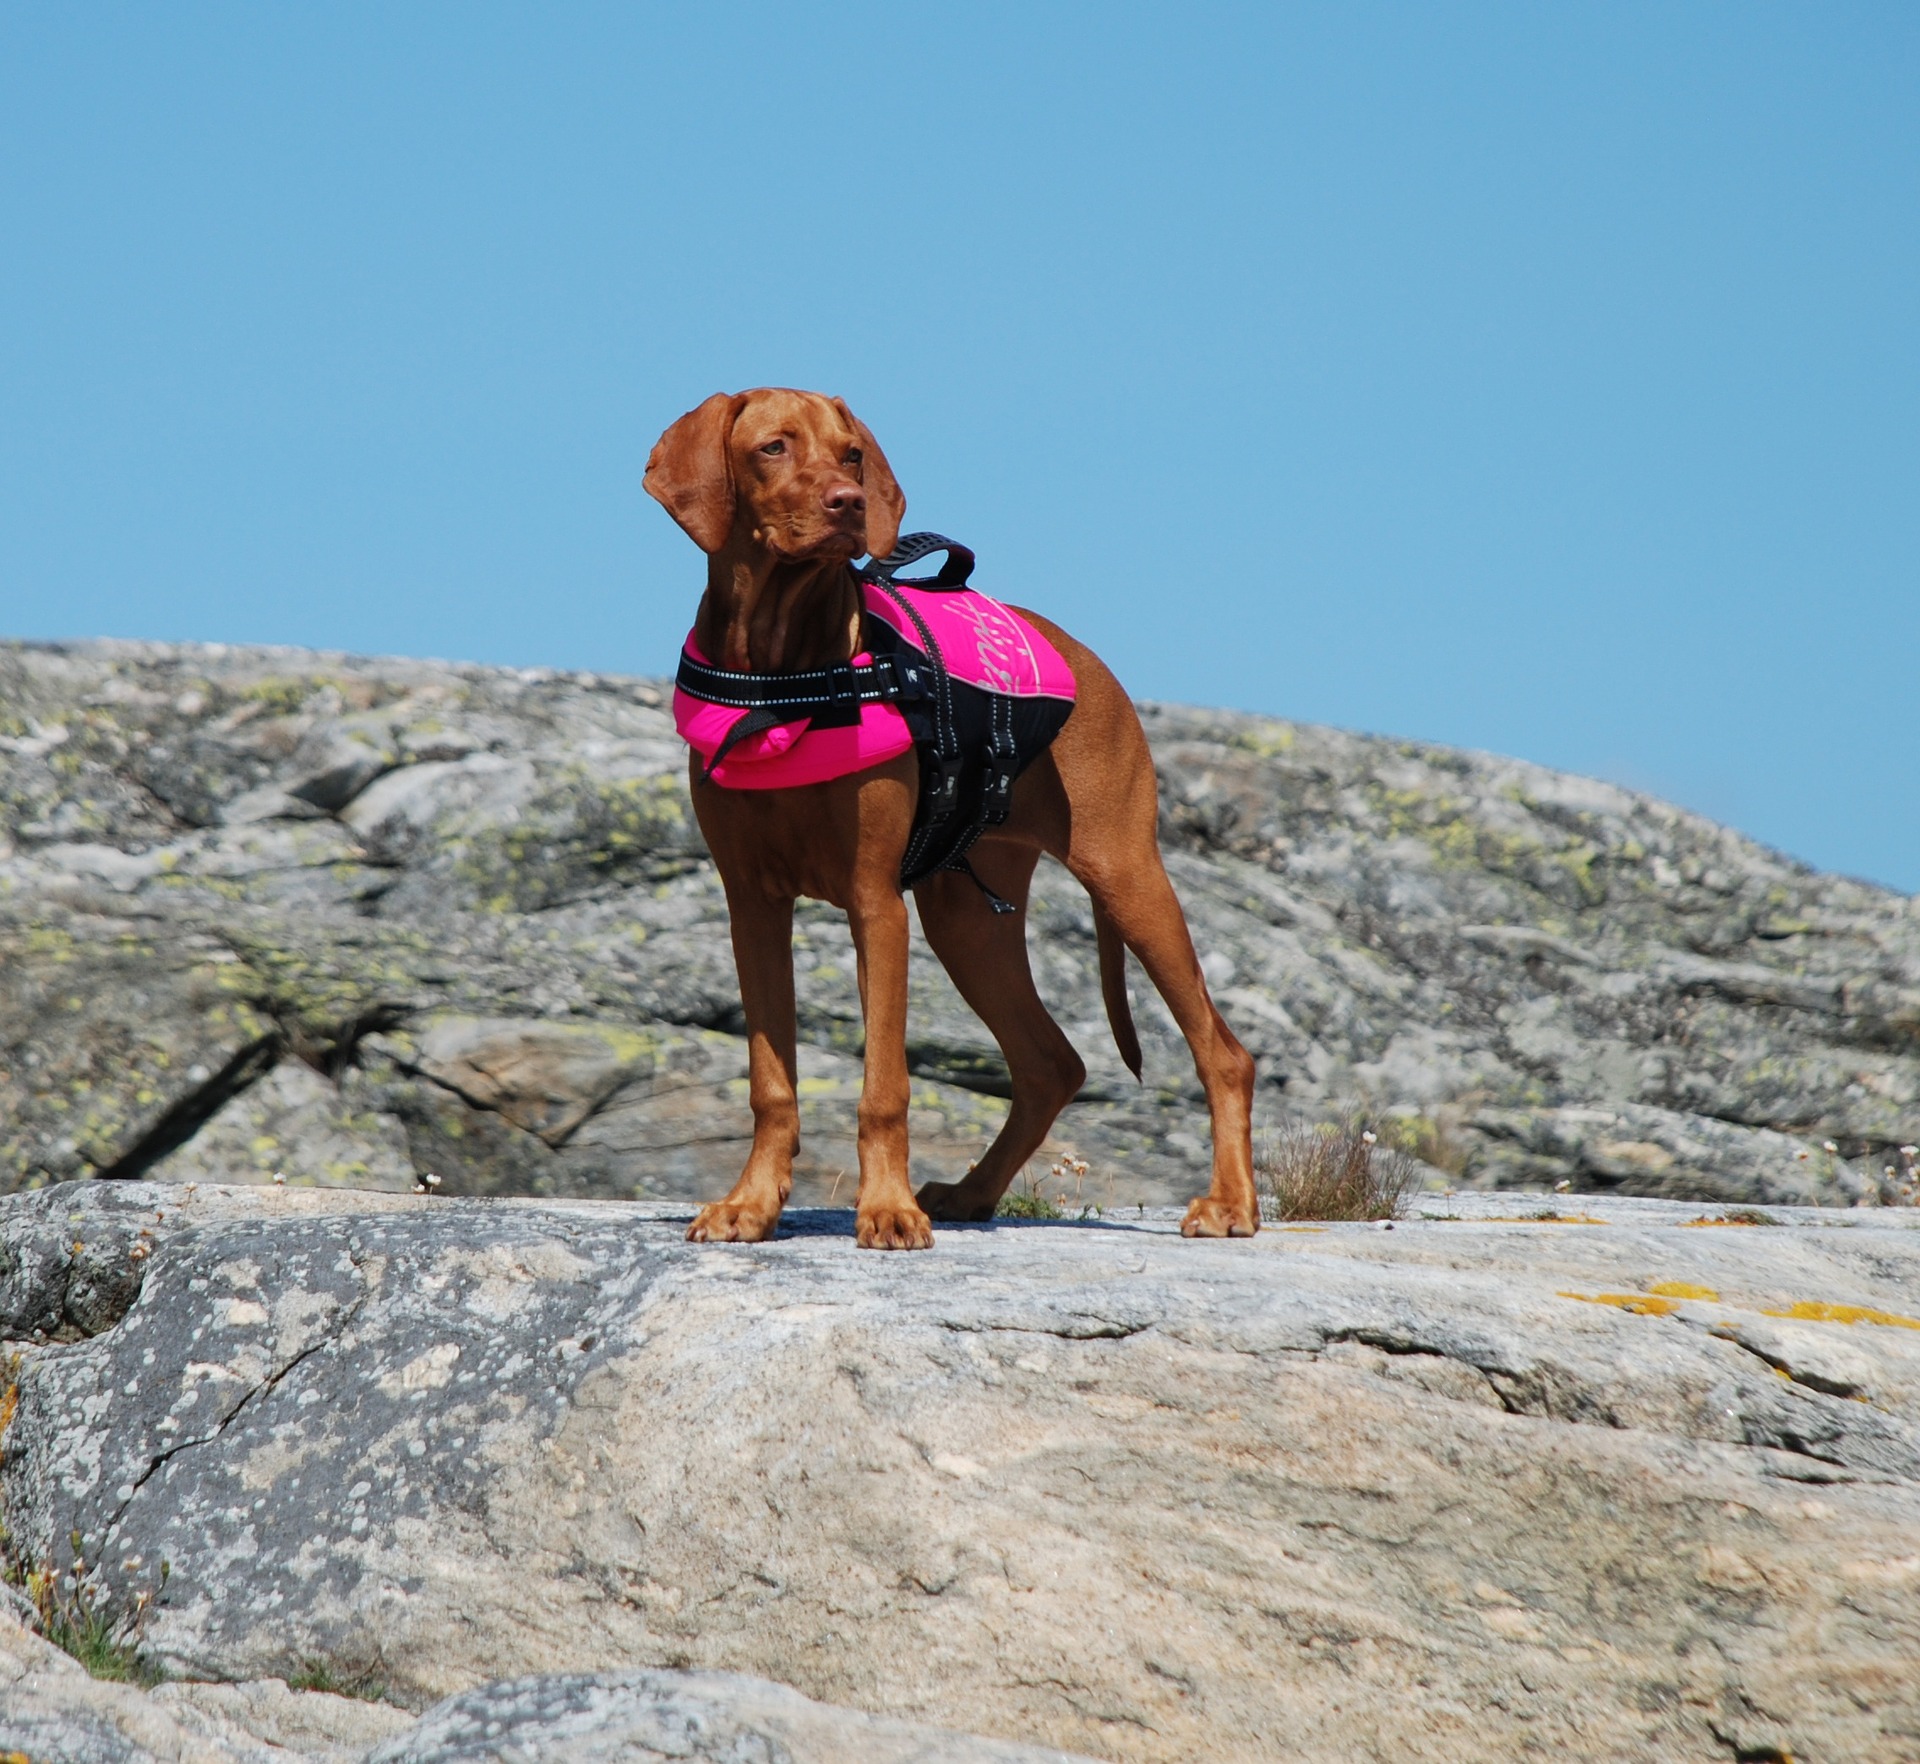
[673,534,1078,892]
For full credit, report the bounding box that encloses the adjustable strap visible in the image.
[952,856,1018,915]
[696,705,790,780]
[676,649,930,784]
[675,650,928,714]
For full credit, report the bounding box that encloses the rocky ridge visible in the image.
[2,636,1917,1213]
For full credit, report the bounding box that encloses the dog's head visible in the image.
[644,389,905,564]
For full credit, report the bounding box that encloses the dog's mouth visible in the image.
[767,518,865,561]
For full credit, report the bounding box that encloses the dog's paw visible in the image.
[687,1201,780,1243]
[915,1180,997,1224]
[855,1203,935,1250]
[1180,1195,1260,1238]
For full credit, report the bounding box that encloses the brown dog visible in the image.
[645,388,1257,1248]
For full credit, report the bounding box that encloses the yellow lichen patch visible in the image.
[1761,1301,1920,1332]
[1647,1281,1720,1302]
[1481,1214,1609,1225]
[1558,1290,1681,1316]
[1230,722,1297,758]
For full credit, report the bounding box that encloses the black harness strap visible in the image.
[860,535,1017,887]
[861,576,961,859]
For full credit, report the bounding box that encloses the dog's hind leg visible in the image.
[1074,845,1258,1236]
[688,889,801,1243]
[914,842,1088,1223]
[996,613,1257,1236]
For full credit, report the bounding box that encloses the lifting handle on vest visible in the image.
[861,532,976,590]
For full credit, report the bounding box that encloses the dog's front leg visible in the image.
[846,881,933,1250]
[689,889,799,1243]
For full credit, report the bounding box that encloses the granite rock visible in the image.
[4,1180,1918,1761]
[0,1609,1080,1762]
[2,638,1917,1212]
[363,1670,1098,1763]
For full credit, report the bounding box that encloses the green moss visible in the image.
[287,1659,389,1701]
[995,1186,1061,1220]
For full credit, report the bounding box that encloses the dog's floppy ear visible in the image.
[645,393,746,553]
[835,399,905,561]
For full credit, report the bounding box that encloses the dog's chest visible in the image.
[692,752,919,906]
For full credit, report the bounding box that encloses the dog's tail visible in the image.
[1094,904,1143,1081]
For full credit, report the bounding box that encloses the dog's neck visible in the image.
[695,549,863,674]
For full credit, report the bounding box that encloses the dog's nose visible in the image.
[823,482,866,521]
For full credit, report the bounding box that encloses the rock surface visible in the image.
[362,1670,1097,1763]
[1,1609,1088,1762]
[0,1600,414,1761]
[5,1181,1919,1761]
[3,637,1918,1211]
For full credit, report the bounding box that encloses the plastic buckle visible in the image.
[925,754,963,821]
[884,657,927,701]
[982,760,1015,825]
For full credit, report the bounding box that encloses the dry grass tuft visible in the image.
[1257,1117,1418,1223]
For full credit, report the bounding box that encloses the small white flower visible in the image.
[1361,1131,1377,1146]
[1795,1150,1810,1161]
[424,1173,442,1188]
[272,1171,286,1185]
[1823,1141,1839,1154]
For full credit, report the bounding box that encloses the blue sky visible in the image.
[3,4,1915,890]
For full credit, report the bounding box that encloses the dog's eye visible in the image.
[758,440,786,457]
[845,448,863,466]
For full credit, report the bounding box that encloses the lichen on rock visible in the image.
[2,636,1916,1212]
